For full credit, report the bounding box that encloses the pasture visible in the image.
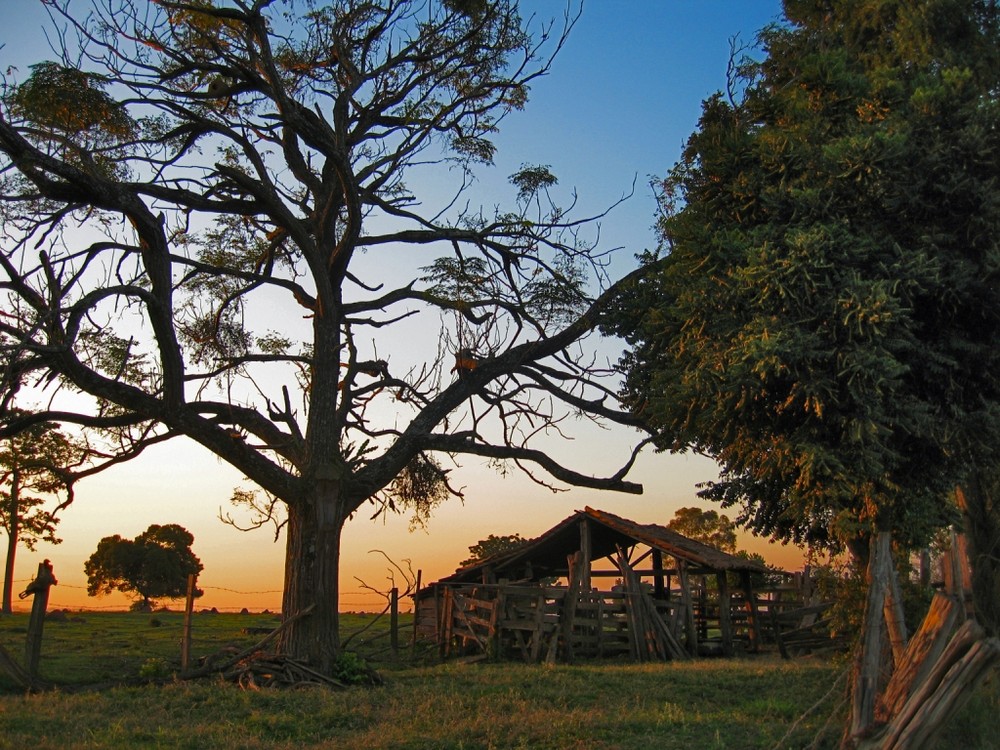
[0,611,995,749]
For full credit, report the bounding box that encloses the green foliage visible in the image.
[0,411,84,611]
[0,414,76,551]
[461,532,528,566]
[510,163,558,202]
[84,524,204,609]
[138,656,172,680]
[611,0,1000,552]
[331,651,377,686]
[6,61,137,177]
[8,62,136,140]
[385,452,451,531]
[666,507,738,553]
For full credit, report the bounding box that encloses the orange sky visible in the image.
[10,438,807,615]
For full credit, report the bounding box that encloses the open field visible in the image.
[0,612,996,749]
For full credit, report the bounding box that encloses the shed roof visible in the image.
[437,506,769,585]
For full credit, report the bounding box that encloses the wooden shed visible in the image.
[414,507,774,662]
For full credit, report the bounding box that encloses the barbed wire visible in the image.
[12,577,396,601]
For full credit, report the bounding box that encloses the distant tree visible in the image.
[0,0,648,673]
[461,533,528,566]
[0,412,83,614]
[84,524,203,611]
[609,0,1000,740]
[666,507,737,553]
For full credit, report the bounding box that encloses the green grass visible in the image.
[0,612,996,749]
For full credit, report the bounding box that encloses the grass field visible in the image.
[0,611,996,749]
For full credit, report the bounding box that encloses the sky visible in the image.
[0,0,795,614]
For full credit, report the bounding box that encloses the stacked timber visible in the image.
[616,550,688,661]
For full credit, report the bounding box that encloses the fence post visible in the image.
[181,573,197,671]
[410,569,422,654]
[390,587,399,661]
[21,559,57,687]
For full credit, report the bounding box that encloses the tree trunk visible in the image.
[847,530,892,747]
[956,480,1000,636]
[883,556,908,668]
[277,480,344,675]
[2,476,21,615]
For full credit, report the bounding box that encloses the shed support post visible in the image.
[740,570,760,653]
[678,560,698,656]
[652,550,665,599]
[579,519,592,592]
[717,571,732,656]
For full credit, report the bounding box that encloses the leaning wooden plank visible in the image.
[874,636,1000,750]
[878,592,961,721]
[451,599,488,653]
[648,597,688,660]
[867,619,984,749]
[0,641,32,690]
[184,604,315,679]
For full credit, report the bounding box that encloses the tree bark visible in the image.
[277,480,345,675]
[883,556,908,668]
[847,530,892,747]
[956,481,1000,636]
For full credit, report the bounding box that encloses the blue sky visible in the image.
[0,1,794,611]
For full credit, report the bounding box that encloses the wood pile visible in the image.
[220,652,351,690]
[181,604,380,690]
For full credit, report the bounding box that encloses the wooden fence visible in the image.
[417,583,692,663]
[417,571,847,663]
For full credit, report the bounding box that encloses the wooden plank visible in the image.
[879,592,961,720]
[529,592,547,661]
[871,620,989,749]
[560,552,582,663]
[24,560,57,686]
[590,569,679,578]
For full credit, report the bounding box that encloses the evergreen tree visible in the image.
[613,0,1000,554]
[610,0,1000,739]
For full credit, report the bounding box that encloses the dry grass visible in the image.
[0,612,995,749]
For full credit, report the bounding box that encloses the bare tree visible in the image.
[0,0,648,673]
